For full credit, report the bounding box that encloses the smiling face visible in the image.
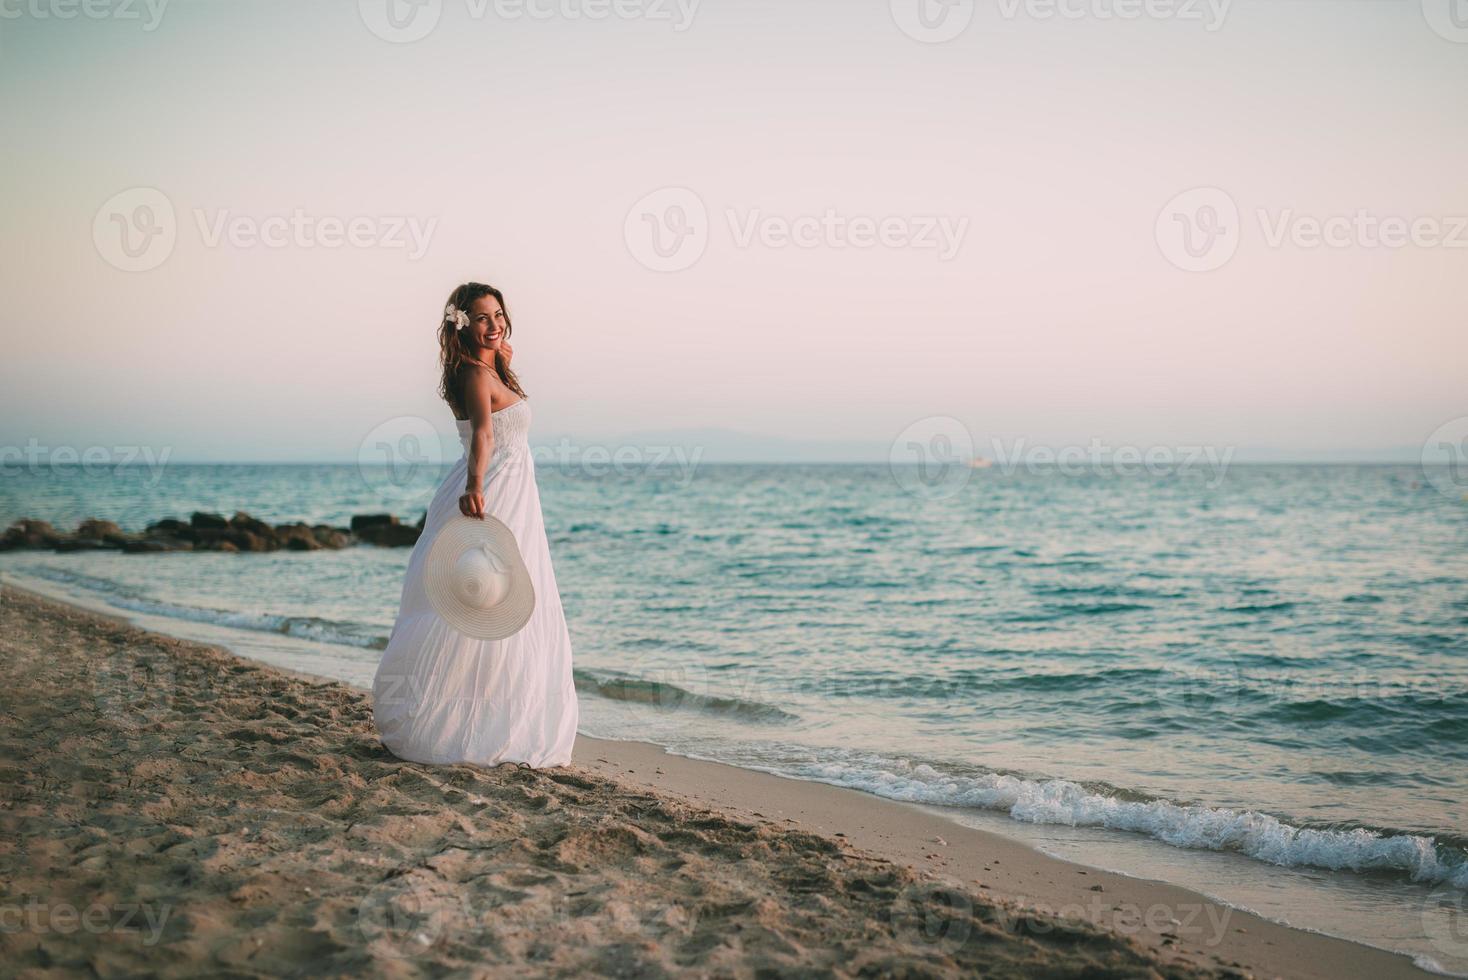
[464,294,508,352]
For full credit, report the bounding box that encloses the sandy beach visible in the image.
[11,0,1465,972]
[0,583,1435,979]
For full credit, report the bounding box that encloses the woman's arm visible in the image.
[459,367,496,520]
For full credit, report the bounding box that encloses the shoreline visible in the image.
[0,579,1442,979]
[573,739,1438,980]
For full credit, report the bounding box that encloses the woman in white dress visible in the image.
[371,282,579,768]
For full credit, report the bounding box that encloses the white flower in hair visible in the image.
[444,304,470,330]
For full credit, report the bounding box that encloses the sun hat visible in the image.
[423,513,536,640]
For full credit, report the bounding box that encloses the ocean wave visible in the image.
[574,668,799,724]
[1029,584,1187,600]
[1253,692,1468,733]
[823,667,1164,699]
[1004,602,1151,621]
[13,566,388,650]
[785,755,1468,891]
[1225,601,1299,613]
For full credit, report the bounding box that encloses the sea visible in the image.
[2,456,1465,974]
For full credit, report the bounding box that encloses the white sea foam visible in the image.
[793,757,1468,890]
[1414,954,1468,978]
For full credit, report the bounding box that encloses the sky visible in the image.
[1,0,1464,463]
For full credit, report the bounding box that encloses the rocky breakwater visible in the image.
[0,511,427,554]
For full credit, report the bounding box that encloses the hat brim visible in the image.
[423,513,536,640]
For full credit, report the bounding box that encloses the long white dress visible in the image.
[371,399,579,768]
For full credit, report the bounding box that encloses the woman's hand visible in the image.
[459,487,486,520]
[500,339,513,365]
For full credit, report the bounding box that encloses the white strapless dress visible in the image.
[371,399,579,768]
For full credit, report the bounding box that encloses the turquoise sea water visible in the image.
[3,460,1465,972]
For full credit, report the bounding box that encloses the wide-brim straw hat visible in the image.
[423,513,536,640]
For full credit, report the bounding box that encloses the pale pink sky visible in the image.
[1,0,1464,461]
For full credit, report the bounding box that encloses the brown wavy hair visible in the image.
[438,282,527,419]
